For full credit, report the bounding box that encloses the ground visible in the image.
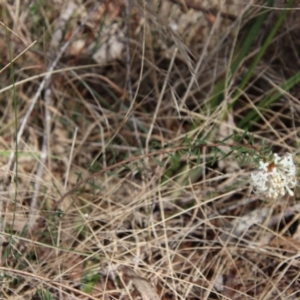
[1,0,300,299]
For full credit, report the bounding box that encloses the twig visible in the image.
[28,1,79,229]
[6,1,103,184]
[14,1,102,229]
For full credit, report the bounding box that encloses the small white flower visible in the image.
[250,153,297,199]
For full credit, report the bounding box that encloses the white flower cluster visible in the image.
[250,153,297,199]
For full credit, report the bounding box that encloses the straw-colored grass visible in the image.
[1,0,300,299]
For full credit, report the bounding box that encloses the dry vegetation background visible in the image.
[1,0,300,299]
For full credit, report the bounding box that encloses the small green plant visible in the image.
[36,288,53,300]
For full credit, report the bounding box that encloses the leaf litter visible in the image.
[1,0,300,299]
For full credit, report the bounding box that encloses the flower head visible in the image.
[250,153,297,199]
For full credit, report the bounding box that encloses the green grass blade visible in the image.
[238,70,300,128]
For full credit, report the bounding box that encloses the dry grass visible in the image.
[1,0,300,299]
